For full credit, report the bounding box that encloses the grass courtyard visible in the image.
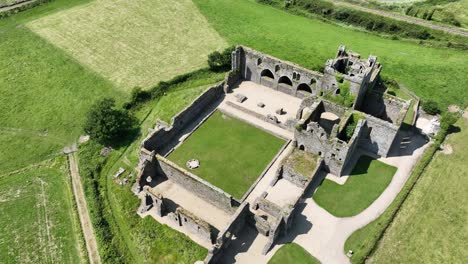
[0,157,86,263]
[27,0,227,90]
[269,243,320,264]
[168,111,285,199]
[313,155,397,217]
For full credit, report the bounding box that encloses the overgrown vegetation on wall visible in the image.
[257,0,467,49]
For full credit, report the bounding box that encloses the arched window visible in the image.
[278,76,293,86]
[257,58,262,66]
[260,69,274,79]
[297,83,312,94]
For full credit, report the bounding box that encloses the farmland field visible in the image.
[0,0,122,174]
[168,111,285,199]
[27,0,227,90]
[367,119,468,263]
[194,0,468,109]
[0,157,86,263]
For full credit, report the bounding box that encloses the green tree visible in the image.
[207,46,235,72]
[422,100,441,115]
[84,98,135,144]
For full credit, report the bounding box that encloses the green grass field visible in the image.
[0,157,86,263]
[269,243,321,264]
[366,119,467,263]
[168,111,285,199]
[313,155,397,217]
[0,0,122,174]
[194,0,468,109]
[27,0,227,90]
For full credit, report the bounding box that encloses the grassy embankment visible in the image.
[313,155,397,217]
[0,157,86,263]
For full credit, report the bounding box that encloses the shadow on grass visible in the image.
[349,155,373,176]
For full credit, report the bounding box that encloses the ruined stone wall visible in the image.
[156,155,238,213]
[177,207,213,243]
[223,101,293,134]
[205,203,251,264]
[383,94,410,125]
[232,46,323,98]
[142,84,224,153]
[360,114,399,157]
[295,123,350,175]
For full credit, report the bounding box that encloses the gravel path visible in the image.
[332,0,468,37]
[68,153,101,264]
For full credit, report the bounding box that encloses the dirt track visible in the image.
[68,153,101,264]
[332,0,468,37]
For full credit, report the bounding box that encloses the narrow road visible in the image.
[0,0,36,12]
[332,0,468,37]
[68,153,101,264]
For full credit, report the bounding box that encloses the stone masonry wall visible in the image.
[232,46,323,98]
[360,114,399,157]
[142,84,224,153]
[156,155,238,213]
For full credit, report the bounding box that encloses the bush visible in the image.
[207,46,236,72]
[422,100,441,115]
[123,87,151,109]
[84,98,136,145]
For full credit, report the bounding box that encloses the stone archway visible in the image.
[260,69,275,88]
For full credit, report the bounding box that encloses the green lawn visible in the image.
[0,157,86,263]
[27,0,227,90]
[313,155,397,217]
[269,243,321,264]
[194,0,468,109]
[168,111,285,199]
[366,119,468,263]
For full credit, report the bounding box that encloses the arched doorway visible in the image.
[260,69,275,88]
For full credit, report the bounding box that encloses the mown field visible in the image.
[0,0,122,174]
[367,119,467,263]
[168,111,285,199]
[194,0,468,109]
[313,155,396,217]
[27,0,227,90]
[0,157,86,263]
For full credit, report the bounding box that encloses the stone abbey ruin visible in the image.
[133,46,412,263]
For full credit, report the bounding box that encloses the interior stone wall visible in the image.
[156,155,238,213]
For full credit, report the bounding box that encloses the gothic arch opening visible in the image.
[278,76,293,86]
[260,69,274,79]
[297,83,313,94]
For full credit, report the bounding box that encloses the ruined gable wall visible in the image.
[360,114,399,157]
